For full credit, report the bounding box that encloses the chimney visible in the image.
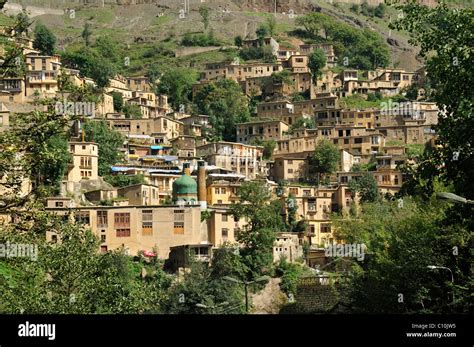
[197,160,207,210]
[183,162,191,176]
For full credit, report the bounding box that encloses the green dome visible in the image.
[172,174,198,195]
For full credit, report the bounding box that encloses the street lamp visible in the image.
[222,275,271,313]
[436,192,474,205]
[427,265,455,304]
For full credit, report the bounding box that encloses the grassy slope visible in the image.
[10,1,426,75]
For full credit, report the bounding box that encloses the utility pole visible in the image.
[222,275,270,313]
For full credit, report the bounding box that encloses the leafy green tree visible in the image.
[146,64,161,89]
[333,198,472,313]
[288,117,315,133]
[82,22,93,47]
[374,3,386,18]
[199,6,210,31]
[38,134,71,193]
[164,257,244,314]
[13,11,31,37]
[83,120,124,176]
[348,173,379,203]
[94,35,122,67]
[123,103,142,119]
[266,16,277,37]
[234,35,243,47]
[231,181,285,280]
[194,79,250,141]
[390,2,474,199]
[350,4,360,13]
[308,49,327,84]
[296,12,334,39]
[61,49,116,89]
[308,139,339,184]
[275,258,304,295]
[33,23,56,56]
[256,25,268,45]
[103,174,146,188]
[250,138,276,160]
[157,67,198,111]
[0,109,72,210]
[112,91,123,112]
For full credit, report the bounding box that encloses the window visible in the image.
[142,210,153,221]
[222,214,228,222]
[55,201,64,207]
[101,246,108,253]
[174,222,184,234]
[100,235,106,243]
[116,229,130,237]
[76,211,90,225]
[354,138,363,144]
[321,224,331,233]
[114,213,130,228]
[142,222,153,235]
[222,228,228,240]
[174,209,184,221]
[288,168,293,174]
[97,210,108,228]
[51,235,58,243]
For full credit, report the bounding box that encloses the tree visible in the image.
[390,2,474,199]
[234,35,243,47]
[82,22,93,47]
[146,64,161,89]
[250,138,276,160]
[295,12,334,39]
[38,134,71,193]
[231,181,285,280]
[256,25,268,46]
[309,139,339,184]
[332,198,472,313]
[194,79,250,142]
[123,103,142,119]
[308,49,327,84]
[348,173,379,203]
[164,258,244,314]
[103,174,145,188]
[350,4,360,14]
[94,35,121,67]
[33,23,56,56]
[266,16,277,37]
[83,120,124,176]
[112,91,123,112]
[199,6,210,31]
[157,67,198,111]
[13,11,31,37]
[288,117,315,133]
[374,3,386,18]
[60,49,116,89]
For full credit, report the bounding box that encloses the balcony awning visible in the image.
[150,145,163,150]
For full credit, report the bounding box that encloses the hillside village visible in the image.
[0,11,437,264]
[0,1,471,317]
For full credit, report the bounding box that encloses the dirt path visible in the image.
[251,277,288,314]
